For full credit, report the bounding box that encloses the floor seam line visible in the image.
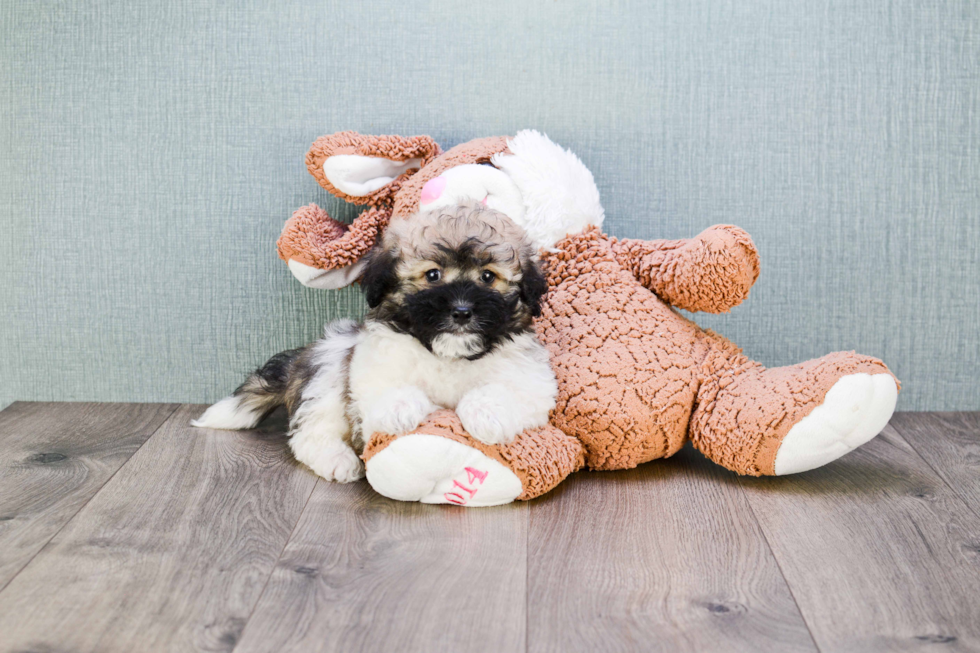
[735,475,824,653]
[888,420,980,522]
[231,477,320,652]
[0,402,181,595]
[525,501,530,653]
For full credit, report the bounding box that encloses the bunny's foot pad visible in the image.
[362,409,586,505]
[366,434,522,507]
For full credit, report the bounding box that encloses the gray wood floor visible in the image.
[0,404,977,653]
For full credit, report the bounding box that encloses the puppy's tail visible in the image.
[192,348,303,430]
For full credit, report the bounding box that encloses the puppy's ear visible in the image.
[359,247,400,308]
[519,261,548,317]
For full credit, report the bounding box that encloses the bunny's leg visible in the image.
[690,338,898,476]
[363,410,585,506]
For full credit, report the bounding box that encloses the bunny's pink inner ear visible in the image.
[306,132,441,206]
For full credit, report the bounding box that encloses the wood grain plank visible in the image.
[0,405,317,653]
[0,401,178,590]
[890,412,980,513]
[234,481,528,653]
[527,445,816,653]
[739,423,980,652]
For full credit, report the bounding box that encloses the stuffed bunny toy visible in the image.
[277,130,898,506]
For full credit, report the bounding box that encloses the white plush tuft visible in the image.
[191,395,262,430]
[492,130,604,249]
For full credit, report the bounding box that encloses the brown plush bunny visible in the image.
[278,130,898,507]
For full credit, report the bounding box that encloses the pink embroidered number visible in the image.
[444,467,488,505]
[466,467,488,484]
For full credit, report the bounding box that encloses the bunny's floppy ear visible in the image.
[278,203,389,289]
[278,132,442,289]
[307,131,441,206]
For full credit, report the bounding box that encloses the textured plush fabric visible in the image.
[278,204,391,270]
[614,227,760,314]
[537,227,898,475]
[1,0,978,410]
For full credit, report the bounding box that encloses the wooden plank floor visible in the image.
[0,404,978,653]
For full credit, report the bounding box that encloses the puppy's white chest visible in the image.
[413,357,475,408]
[349,327,483,410]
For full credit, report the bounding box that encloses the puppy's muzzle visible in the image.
[451,303,474,325]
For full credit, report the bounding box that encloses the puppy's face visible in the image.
[360,202,547,360]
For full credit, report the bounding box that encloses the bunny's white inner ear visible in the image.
[323,155,423,196]
[287,258,367,289]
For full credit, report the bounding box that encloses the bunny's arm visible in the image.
[612,225,760,313]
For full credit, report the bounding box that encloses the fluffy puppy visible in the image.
[192,202,556,482]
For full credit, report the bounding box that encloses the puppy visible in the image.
[192,202,557,482]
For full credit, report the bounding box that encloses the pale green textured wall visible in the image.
[2,1,978,410]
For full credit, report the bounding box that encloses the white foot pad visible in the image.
[774,373,898,475]
[365,434,523,507]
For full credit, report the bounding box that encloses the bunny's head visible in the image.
[278,130,604,289]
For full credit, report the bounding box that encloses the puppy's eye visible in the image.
[480,270,496,284]
[425,269,442,283]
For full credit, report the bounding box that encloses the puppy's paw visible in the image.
[296,439,364,483]
[366,386,438,435]
[457,387,523,446]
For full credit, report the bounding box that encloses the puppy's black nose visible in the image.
[452,305,473,324]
